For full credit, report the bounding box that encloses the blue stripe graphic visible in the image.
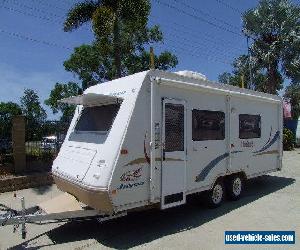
[253,131,280,153]
[195,151,242,182]
[195,153,229,182]
[195,130,280,182]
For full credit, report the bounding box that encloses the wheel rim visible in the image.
[232,177,242,196]
[212,184,223,204]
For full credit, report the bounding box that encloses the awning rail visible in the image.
[59,93,123,106]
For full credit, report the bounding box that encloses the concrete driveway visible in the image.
[0,150,299,250]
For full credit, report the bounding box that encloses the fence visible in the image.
[26,138,62,170]
[0,139,13,175]
[0,119,68,174]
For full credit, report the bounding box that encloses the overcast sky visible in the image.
[0,0,298,119]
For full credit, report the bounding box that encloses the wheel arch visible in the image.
[210,171,247,190]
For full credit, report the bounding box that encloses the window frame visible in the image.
[73,103,121,134]
[239,114,261,139]
[192,109,225,142]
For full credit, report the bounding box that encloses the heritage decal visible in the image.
[195,130,280,182]
[241,141,254,148]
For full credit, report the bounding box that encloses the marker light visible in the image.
[121,149,128,155]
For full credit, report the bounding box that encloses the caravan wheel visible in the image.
[226,175,244,201]
[206,180,224,208]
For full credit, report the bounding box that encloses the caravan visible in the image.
[1,70,283,238]
[52,70,283,212]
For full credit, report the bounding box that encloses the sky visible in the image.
[0,0,299,119]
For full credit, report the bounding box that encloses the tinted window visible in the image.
[192,110,225,141]
[165,103,184,152]
[239,114,261,139]
[75,104,120,132]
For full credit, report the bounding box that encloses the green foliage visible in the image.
[218,55,268,91]
[283,128,295,151]
[20,89,47,140]
[41,120,69,137]
[126,51,178,74]
[45,82,82,122]
[64,44,114,89]
[0,154,13,166]
[0,102,22,139]
[218,57,245,88]
[26,149,54,162]
[64,42,178,89]
[219,0,300,95]
[242,0,300,93]
[63,0,178,84]
[284,83,300,119]
[64,1,99,32]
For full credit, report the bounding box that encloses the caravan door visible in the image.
[161,98,187,209]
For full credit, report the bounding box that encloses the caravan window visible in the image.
[75,104,120,132]
[239,114,261,139]
[192,110,225,141]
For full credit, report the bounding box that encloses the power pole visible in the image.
[241,74,245,88]
[246,35,253,88]
[242,28,253,88]
[150,47,155,69]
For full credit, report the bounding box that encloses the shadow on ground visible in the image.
[10,175,295,250]
[32,185,52,195]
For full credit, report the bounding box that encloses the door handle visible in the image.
[162,149,166,161]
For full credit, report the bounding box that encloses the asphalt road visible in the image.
[0,149,299,250]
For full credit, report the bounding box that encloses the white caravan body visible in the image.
[52,70,283,213]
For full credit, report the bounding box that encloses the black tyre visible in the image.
[226,174,244,201]
[206,180,225,208]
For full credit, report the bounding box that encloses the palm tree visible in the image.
[243,0,300,94]
[64,0,151,78]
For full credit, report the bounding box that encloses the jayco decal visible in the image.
[117,182,145,190]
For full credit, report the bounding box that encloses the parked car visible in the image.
[40,136,58,150]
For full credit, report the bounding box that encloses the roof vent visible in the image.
[175,70,207,81]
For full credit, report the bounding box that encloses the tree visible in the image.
[218,55,268,92]
[219,0,300,94]
[284,83,300,119]
[20,89,47,140]
[64,44,178,89]
[242,0,300,94]
[63,0,178,85]
[0,102,22,139]
[125,50,178,74]
[64,0,149,78]
[45,82,82,123]
[63,44,113,90]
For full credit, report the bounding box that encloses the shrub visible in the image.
[0,153,13,165]
[26,149,55,162]
[283,128,295,151]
